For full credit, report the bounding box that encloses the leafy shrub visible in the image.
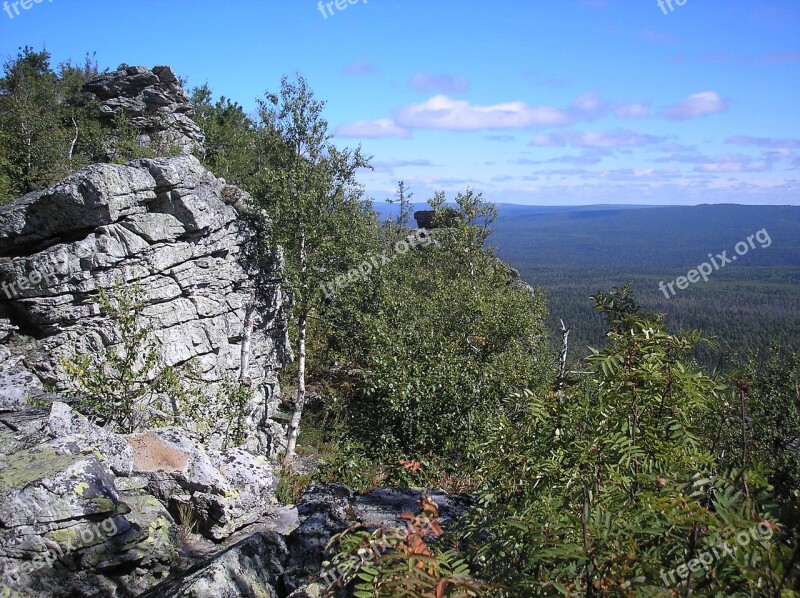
[324,190,551,472]
[710,347,800,534]
[461,288,795,595]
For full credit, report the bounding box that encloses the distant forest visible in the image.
[486,203,800,367]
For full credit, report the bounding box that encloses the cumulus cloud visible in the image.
[335,119,410,138]
[614,102,650,118]
[726,136,800,148]
[337,92,651,137]
[570,91,607,118]
[394,95,573,130]
[409,73,470,94]
[661,91,728,120]
[530,129,665,148]
[569,91,650,120]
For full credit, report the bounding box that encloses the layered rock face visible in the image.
[83,64,205,157]
[0,154,291,454]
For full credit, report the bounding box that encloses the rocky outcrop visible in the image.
[84,64,205,157]
[0,404,176,597]
[0,401,284,597]
[141,532,289,598]
[128,429,278,540]
[0,154,291,454]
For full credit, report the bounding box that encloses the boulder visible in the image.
[126,428,277,540]
[0,437,160,597]
[283,484,355,594]
[0,345,43,412]
[47,401,134,476]
[282,484,474,595]
[353,487,474,530]
[141,531,288,598]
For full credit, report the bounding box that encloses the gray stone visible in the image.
[0,346,43,411]
[141,531,288,598]
[283,484,355,594]
[282,484,474,594]
[126,428,277,541]
[83,64,205,158]
[47,402,134,476]
[353,487,474,531]
[0,154,291,455]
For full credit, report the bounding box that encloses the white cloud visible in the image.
[662,91,728,120]
[693,154,770,172]
[614,102,650,119]
[394,95,573,130]
[335,119,410,139]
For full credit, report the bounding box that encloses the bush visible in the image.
[322,190,551,472]
[461,288,795,595]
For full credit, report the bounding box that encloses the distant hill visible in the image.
[491,204,800,269]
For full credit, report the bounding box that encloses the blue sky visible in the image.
[1,0,799,205]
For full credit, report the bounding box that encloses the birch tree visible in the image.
[255,75,373,458]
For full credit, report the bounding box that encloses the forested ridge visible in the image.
[1,48,798,596]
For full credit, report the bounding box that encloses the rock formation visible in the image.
[0,154,291,455]
[83,64,205,158]
[0,401,282,596]
[0,62,478,598]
